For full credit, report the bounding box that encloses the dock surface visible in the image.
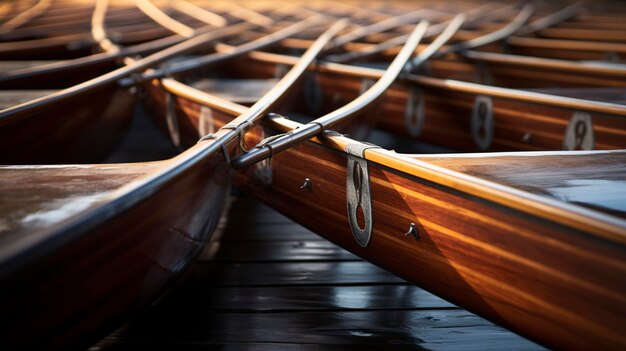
[91,194,545,350]
[88,107,545,350]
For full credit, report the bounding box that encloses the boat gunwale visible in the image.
[0,135,224,280]
[458,50,626,78]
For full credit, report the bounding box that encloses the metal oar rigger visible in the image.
[230,17,467,168]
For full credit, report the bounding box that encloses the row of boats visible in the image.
[0,0,625,349]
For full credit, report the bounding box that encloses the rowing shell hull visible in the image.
[0,143,233,350]
[0,84,135,164]
[236,57,626,152]
[235,129,626,351]
[165,94,626,350]
[142,27,626,344]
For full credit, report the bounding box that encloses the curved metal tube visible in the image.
[217,19,348,135]
[0,23,251,119]
[119,16,324,86]
[516,2,582,36]
[135,0,196,38]
[406,13,465,72]
[436,3,534,57]
[231,21,430,169]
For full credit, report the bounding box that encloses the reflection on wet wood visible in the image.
[158,285,456,311]
[186,261,407,286]
[92,196,543,350]
[199,241,360,262]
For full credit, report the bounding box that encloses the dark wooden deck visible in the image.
[89,107,545,350]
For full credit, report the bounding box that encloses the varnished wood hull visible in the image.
[0,34,96,60]
[239,121,626,351]
[0,140,233,349]
[0,3,173,59]
[425,56,626,89]
[0,58,118,89]
[4,2,626,350]
[157,83,626,350]
[236,57,626,152]
[0,84,135,164]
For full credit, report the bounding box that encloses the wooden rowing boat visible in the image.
[152,70,626,351]
[0,0,242,88]
[0,20,254,164]
[244,3,626,153]
[0,0,202,59]
[0,0,272,164]
[139,6,626,350]
[234,52,626,152]
[2,0,625,350]
[0,16,343,350]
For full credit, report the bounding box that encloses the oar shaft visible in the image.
[407,13,465,71]
[211,19,348,145]
[227,19,349,128]
[516,2,582,36]
[119,16,324,86]
[437,3,534,57]
[231,21,430,169]
[0,23,251,118]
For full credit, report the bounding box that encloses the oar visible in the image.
[0,22,253,84]
[199,19,348,146]
[215,1,275,27]
[231,21,430,168]
[321,7,446,53]
[326,3,510,63]
[435,3,534,58]
[118,15,326,86]
[326,3,531,64]
[514,2,582,36]
[0,0,258,86]
[0,24,256,118]
[92,0,123,54]
[455,3,585,65]
[170,0,228,27]
[135,0,196,38]
[0,0,51,34]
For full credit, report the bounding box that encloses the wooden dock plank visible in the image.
[184,261,407,286]
[101,309,541,349]
[154,285,457,311]
[91,195,545,350]
[198,241,360,262]
[90,111,545,350]
[214,223,327,242]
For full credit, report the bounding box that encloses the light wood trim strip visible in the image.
[161,73,626,244]
[461,50,626,77]
[507,36,626,53]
